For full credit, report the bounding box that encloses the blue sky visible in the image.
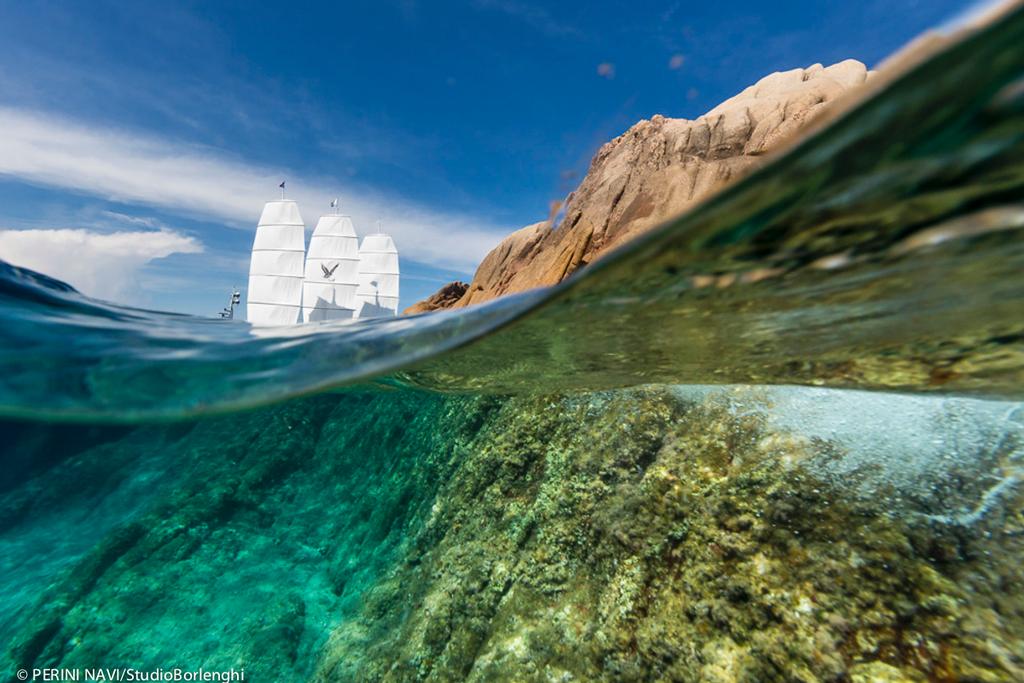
[0,0,971,315]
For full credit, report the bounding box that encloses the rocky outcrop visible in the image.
[5,388,1021,682]
[315,388,1024,682]
[403,281,470,315]
[454,222,548,308]
[419,60,873,310]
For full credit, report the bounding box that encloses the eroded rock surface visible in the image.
[403,281,469,315]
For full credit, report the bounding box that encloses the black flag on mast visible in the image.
[279,181,286,189]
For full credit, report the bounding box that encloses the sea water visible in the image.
[2,7,1024,682]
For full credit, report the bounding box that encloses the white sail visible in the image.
[354,233,400,318]
[246,200,306,325]
[302,214,360,322]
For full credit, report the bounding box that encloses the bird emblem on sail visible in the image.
[321,262,340,281]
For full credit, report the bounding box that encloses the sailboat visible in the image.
[246,191,306,325]
[302,200,360,322]
[243,186,402,324]
[354,221,400,318]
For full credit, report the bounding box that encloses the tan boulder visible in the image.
[414,60,872,311]
[456,221,549,308]
[402,281,469,315]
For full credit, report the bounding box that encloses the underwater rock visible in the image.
[416,60,872,311]
[3,388,1020,682]
[0,393,484,681]
[313,389,1024,682]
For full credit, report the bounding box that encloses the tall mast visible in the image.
[219,287,241,319]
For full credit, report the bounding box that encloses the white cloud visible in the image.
[0,227,202,301]
[0,106,510,271]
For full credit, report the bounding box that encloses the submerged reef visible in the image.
[2,388,1022,681]
[316,390,1024,682]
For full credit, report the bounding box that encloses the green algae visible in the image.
[2,388,1021,682]
[315,390,1024,682]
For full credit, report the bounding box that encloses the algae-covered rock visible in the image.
[850,661,926,682]
[0,392,489,681]
[314,389,1024,682]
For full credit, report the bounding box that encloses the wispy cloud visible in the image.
[97,210,169,230]
[472,0,580,37]
[0,227,202,301]
[0,106,508,271]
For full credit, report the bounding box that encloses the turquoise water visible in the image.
[2,6,1024,682]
